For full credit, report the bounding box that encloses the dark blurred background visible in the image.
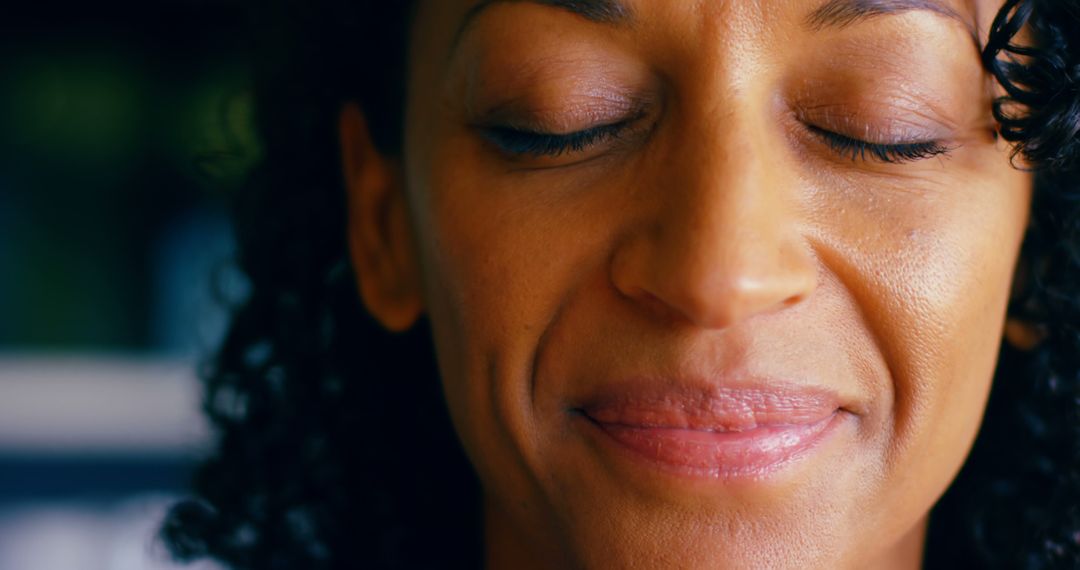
[2,3,255,568]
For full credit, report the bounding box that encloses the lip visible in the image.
[575,385,850,479]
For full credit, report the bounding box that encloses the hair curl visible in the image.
[163,1,1080,568]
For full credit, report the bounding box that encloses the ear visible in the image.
[1004,318,1046,351]
[339,103,423,332]
[1003,253,1046,351]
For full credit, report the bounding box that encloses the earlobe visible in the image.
[1004,318,1046,351]
[339,103,423,332]
[1003,255,1046,351]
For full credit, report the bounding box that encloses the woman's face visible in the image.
[345,0,1032,567]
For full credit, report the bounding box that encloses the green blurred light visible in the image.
[3,52,144,170]
[169,76,261,192]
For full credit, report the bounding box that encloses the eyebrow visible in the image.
[454,0,973,50]
[454,0,633,48]
[806,0,972,34]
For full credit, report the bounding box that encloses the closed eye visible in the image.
[479,118,952,165]
[808,125,953,164]
[479,120,633,158]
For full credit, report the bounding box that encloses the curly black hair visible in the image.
[161,0,1080,568]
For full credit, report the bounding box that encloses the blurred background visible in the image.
[2,2,255,568]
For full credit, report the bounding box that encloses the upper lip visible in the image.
[575,381,846,432]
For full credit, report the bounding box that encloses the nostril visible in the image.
[608,208,818,330]
[781,292,807,308]
[637,289,687,324]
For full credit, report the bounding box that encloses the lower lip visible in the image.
[580,411,846,479]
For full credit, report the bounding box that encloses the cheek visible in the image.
[403,137,630,498]
[808,165,1031,529]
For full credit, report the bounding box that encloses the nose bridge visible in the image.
[611,94,817,329]
[667,104,781,254]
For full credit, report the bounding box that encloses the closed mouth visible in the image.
[574,384,851,479]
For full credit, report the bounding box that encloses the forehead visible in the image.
[447,0,990,36]
[410,0,1003,74]
[460,0,969,27]
[409,0,997,92]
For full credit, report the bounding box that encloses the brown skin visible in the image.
[340,0,1034,567]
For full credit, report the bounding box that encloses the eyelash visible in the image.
[480,121,632,158]
[481,121,952,165]
[807,125,952,164]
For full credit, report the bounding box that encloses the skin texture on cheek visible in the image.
[805,164,1032,567]
[373,0,1034,568]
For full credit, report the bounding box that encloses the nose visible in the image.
[610,111,817,330]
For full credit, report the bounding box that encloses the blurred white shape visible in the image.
[0,505,107,570]
[0,355,210,454]
[0,496,224,570]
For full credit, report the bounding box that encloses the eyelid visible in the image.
[475,108,649,160]
[806,124,954,164]
[475,104,954,166]
[794,97,958,142]
[479,119,633,158]
[470,91,650,134]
